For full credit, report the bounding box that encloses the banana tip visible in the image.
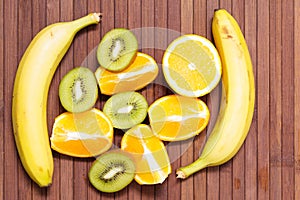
[92,13,102,22]
[214,8,226,13]
[176,170,186,179]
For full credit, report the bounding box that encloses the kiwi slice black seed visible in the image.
[88,151,135,193]
[103,91,148,129]
[59,67,98,113]
[97,28,138,72]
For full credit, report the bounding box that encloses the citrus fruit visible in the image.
[121,124,171,185]
[95,52,158,95]
[148,95,210,141]
[50,108,113,157]
[162,34,222,97]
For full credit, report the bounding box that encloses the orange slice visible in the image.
[95,52,158,95]
[50,108,113,157]
[121,124,171,185]
[162,34,222,97]
[148,95,210,141]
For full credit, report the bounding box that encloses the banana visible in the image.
[176,9,255,179]
[12,13,101,187]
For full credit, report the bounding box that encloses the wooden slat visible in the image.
[17,0,34,199]
[153,0,168,101]
[73,1,88,199]
[141,0,155,111]
[269,0,282,199]
[4,0,19,199]
[0,0,3,198]
[180,0,194,199]
[257,0,270,199]
[244,0,258,199]
[166,0,181,199]
[294,0,300,198]
[205,2,220,200]
[193,0,207,199]
[281,1,295,199]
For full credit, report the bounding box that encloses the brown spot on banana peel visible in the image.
[222,26,229,35]
[220,26,243,57]
[221,26,234,39]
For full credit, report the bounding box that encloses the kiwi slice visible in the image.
[97,28,138,71]
[88,150,135,193]
[59,67,98,113]
[103,91,148,129]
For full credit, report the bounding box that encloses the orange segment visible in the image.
[95,52,158,95]
[162,34,222,97]
[121,124,171,185]
[50,108,113,157]
[148,95,210,141]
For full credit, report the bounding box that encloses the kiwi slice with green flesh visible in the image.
[103,91,148,129]
[88,151,135,193]
[59,67,98,113]
[97,28,138,72]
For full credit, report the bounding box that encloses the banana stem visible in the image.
[176,158,208,179]
[72,13,102,32]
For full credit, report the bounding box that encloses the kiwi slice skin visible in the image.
[103,91,148,129]
[59,67,98,113]
[88,151,135,193]
[97,28,138,72]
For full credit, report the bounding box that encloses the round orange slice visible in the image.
[148,95,210,141]
[162,34,222,97]
[95,52,158,95]
[121,124,171,185]
[50,108,113,157]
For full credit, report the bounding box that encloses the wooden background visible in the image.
[1,0,300,199]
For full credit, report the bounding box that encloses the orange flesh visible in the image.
[97,52,158,95]
[148,95,210,141]
[121,124,171,184]
[51,108,113,157]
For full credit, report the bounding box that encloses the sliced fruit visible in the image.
[162,34,222,97]
[103,91,148,129]
[88,150,135,193]
[95,52,159,95]
[121,124,171,185]
[148,95,210,141]
[59,67,98,113]
[97,28,138,72]
[50,108,113,157]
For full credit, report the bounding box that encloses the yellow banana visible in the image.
[176,9,255,179]
[12,13,101,187]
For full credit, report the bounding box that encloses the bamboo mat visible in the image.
[1,0,300,199]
